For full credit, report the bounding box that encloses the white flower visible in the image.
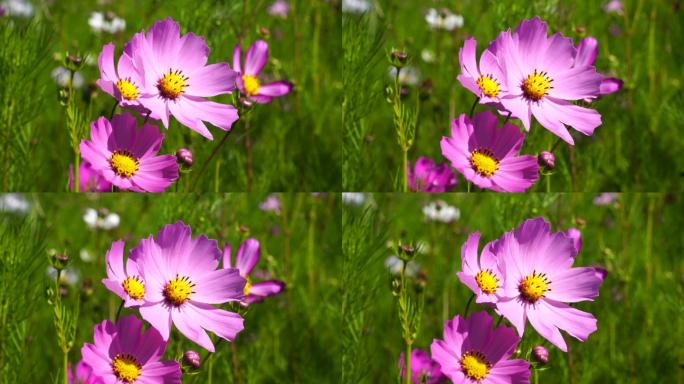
[388,66,421,86]
[47,266,80,286]
[0,194,30,214]
[88,11,126,34]
[342,0,370,14]
[79,249,94,262]
[422,200,460,223]
[384,255,420,277]
[425,8,463,31]
[342,192,366,206]
[51,67,84,88]
[83,208,120,230]
[1,0,33,18]
[421,49,435,63]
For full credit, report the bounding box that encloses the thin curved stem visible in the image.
[469,97,479,118]
[464,294,475,317]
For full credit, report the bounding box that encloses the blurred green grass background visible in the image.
[342,193,684,382]
[0,193,340,383]
[343,0,684,191]
[0,0,341,191]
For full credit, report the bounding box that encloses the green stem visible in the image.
[243,117,253,192]
[534,367,539,384]
[404,335,411,384]
[191,129,233,191]
[73,151,80,193]
[464,294,474,317]
[109,99,118,119]
[546,174,551,192]
[469,97,479,118]
[496,315,503,327]
[63,349,69,384]
[115,300,124,321]
[502,111,512,126]
[467,182,471,193]
[402,148,408,192]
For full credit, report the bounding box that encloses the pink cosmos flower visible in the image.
[603,0,623,14]
[564,227,582,253]
[69,162,112,192]
[440,111,539,192]
[574,37,623,96]
[79,112,179,192]
[407,156,457,192]
[398,349,446,384]
[68,360,101,384]
[456,231,503,304]
[268,0,289,18]
[430,311,530,384]
[130,18,239,139]
[81,315,181,384]
[134,221,246,352]
[457,37,507,106]
[102,240,145,308]
[593,192,618,206]
[493,217,605,351]
[259,194,282,215]
[497,17,603,144]
[96,42,147,113]
[223,238,285,305]
[233,40,293,104]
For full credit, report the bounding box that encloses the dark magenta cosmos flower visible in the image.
[79,113,179,192]
[68,360,100,384]
[431,311,530,383]
[398,349,446,384]
[81,315,181,384]
[456,231,503,304]
[222,238,285,305]
[68,162,112,192]
[128,18,239,139]
[496,17,603,144]
[232,40,293,104]
[102,240,145,308]
[574,37,623,96]
[493,218,605,351]
[407,156,457,192]
[134,221,246,352]
[440,111,539,192]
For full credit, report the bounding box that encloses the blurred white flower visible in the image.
[421,49,435,63]
[268,0,289,18]
[388,66,421,86]
[0,194,30,214]
[385,255,420,277]
[83,208,120,230]
[1,0,33,18]
[425,8,463,31]
[422,200,460,223]
[593,193,619,206]
[79,249,94,262]
[342,192,366,206]
[51,67,84,88]
[47,266,80,286]
[342,0,370,14]
[88,11,126,34]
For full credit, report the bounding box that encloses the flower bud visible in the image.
[531,345,549,365]
[239,224,250,233]
[50,249,70,271]
[389,49,409,68]
[398,244,415,261]
[183,350,201,370]
[258,26,271,39]
[538,151,555,171]
[176,148,193,167]
[239,97,254,109]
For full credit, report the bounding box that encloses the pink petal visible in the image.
[222,244,233,269]
[457,74,481,97]
[575,37,598,67]
[599,77,623,94]
[500,96,532,130]
[174,96,240,137]
[249,280,285,297]
[461,311,494,352]
[193,268,246,304]
[186,63,237,97]
[185,302,245,343]
[514,17,550,67]
[236,238,260,276]
[529,299,598,352]
[530,100,574,144]
[552,66,602,100]
[459,37,479,79]
[167,98,214,139]
[130,122,163,159]
[172,308,215,352]
[98,43,117,83]
[258,81,293,97]
[538,32,575,76]
[487,360,530,383]
[232,44,242,73]
[140,361,181,383]
[133,325,166,365]
[244,40,269,75]
[494,298,526,337]
[542,97,602,137]
[175,32,210,72]
[139,303,172,340]
[148,18,182,68]
[547,267,603,303]
[460,231,481,276]
[138,95,170,128]
[105,240,126,280]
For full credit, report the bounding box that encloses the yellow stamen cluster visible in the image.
[122,276,145,300]
[476,75,499,98]
[163,275,194,306]
[243,277,252,296]
[157,69,189,100]
[115,78,139,101]
[460,351,490,381]
[110,150,139,178]
[470,149,499,177]
[242,75,260,96]
[475,270,498,295]
[111,354,141,383]
[521,69,553,101]
[518,271,551,303]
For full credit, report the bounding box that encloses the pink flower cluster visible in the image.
[72,18,292,192]
[74,221,285,383]
[399,217,605,384]
[437,17,621,192]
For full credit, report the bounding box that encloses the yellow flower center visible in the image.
[110,150,139,178]
[470,149,498,177]
[521,69,552,101]
[243,277,252,296]
[163,275,194,306]
[111,354,141,383]
[122,276,145,301]
[476,75,499,98]
[460,351,490,381]
[518,271,551,303]
[242,75,260,96]
[157,69,188,100]
[475,270,498,295]
[115,78,139,101]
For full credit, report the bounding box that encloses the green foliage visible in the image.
[342,193,684,382]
